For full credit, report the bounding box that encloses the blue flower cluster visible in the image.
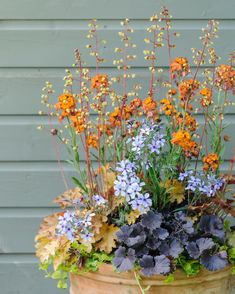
[178,170,224,197]
[128,121,165,161]
[114,160,152,213]
[57,210,94,242]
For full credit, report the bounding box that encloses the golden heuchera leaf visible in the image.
[126,210,141,225]
[35,213,70,264]
[53,187,82,208]
[162,179,185,204]
[95,224,119,253]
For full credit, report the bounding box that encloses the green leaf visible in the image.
[72,176,87,192]
[57,280,68,289]
[164,274,174,283]
[51,270,67,280]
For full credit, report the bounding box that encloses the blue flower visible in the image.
[130,193,152,212]
[80,230,94,242]
[92,194,107,206]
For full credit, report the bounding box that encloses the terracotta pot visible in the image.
[70,263,235,294]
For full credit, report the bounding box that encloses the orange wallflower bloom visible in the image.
[178,79,200,101]
[175,112,197,132]
[130,98,142,110]
[109,107,121,127]
[171,130,198,156]
[142,97,157,112]
[109,105,133,127]
[199,88,212,107]
[91,74,108,89]
[203,153,220,172]
[87,133,99,149]
[170,57,190,75]
[55,93,77,121]
[70,110,86,133]
[160,99,176,116]
[215,64,235,91]
[98,124,113,136]
[55,93,76,111]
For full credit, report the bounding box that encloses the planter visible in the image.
[70,264,235,294]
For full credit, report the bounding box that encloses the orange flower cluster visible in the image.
[170,57,190,76]
[87,133,98,149]
[91,74,109,90]
[109,106,132,127]
[215,64,235,91]
[70,110,86,133]
[175,113,197,132]
[178,79,200,102]
[203,153,220,172]
[171,130,198,156]
[98,124,113,136]
[199,88,212,107]
[109,98,143,127]
[142,96,158,118]
[55,93,77,121]
[160,99,176,116]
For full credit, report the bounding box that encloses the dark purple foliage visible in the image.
[113,246,136,272]
[159,239,184,258]
[200,251,228,271]
[199,215,225,241]
[186,238,214,259]
[114,210,229,276]
[141,210,162,231]
[139,254,171,276]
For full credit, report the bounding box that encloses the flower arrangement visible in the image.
[35,8,235,291]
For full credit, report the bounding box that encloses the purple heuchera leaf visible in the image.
[154,255,171,275]
[200,251,228,271]
[186,238,215,259]
[141,210,162,231]
[116,225,133,243]
[154,228,169,240]
[199,215,225,241]
[140,255,171,276]
[113,246,136,272]
[140,255,156,276]
[159,239,183,258]
[146,236,161,250]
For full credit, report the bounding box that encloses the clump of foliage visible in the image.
[35,7,235,290]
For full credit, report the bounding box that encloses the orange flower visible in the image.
[199,88,212,107]
[178,79,200,101]
[175,112,197,132]
[142,97,157,112]
[129,98,142,110]
[109,107,121,127]
[160,99,176,116]
[98,124,113,136]
[171,130,198,156]
[215,64,235,91]
[109,106,133,127]
[70,110,86,133]
[55,93,76,111]
[91,74,108,89]
[170,57,190,75]
[87,133,98,149]
[168,88,177,96]
[203,153,220,172]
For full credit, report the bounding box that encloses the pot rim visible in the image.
[70,263,232,287]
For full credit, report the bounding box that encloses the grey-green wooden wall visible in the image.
[0,1,234,293]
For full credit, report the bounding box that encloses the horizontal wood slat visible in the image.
[0,0,234,20]
[0,67,234,115]
[0,23,233,67]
